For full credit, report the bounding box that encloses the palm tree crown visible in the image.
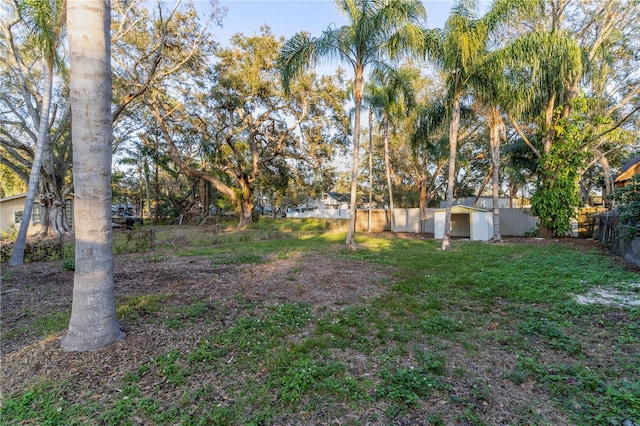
[279,0,426,247]
[280,0,426,95]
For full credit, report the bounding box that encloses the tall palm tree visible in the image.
[362,92,375,232]
[9,0,64,266]
[470,52,513,241]
[279,0,426,248]
[411,99,448,228]
[496,29,582,237]
[368,67,416,231]
[61,0,123,351]
[424,0,525,250]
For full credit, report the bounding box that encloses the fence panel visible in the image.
[393,208,422,233]
[577,207,607,238]
[355,209,389,232]
[497,208,538,236]
[286,209,350,219]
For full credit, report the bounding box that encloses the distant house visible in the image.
[287,192,353,218]
[294,192,351,213]
[0,193,73,236]
[293,198,321,213]
[321,192,351,210]
[614,156,640,188]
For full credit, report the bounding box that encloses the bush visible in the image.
[610,174,640,240]
[0,236,72,263]
[113,229,154,254]
[1,225,18,240]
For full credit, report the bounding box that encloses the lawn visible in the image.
[1,218,639,425]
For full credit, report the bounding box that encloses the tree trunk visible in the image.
[62,0,124,352]
[199,178,206,219]
[37,177,73,236]
[538,223,554,239]
[600,154,613,201]
[368,108,373,233]
[346,67,363,249]
[154,141,160,223]
[473,167,492,207]
[489,106,502,242]
[442,90,461,251]
[383,115,395,232]
[9,52,54,266]
[419,156,428,233]
[39,193,70,236]
[237,178,254,228]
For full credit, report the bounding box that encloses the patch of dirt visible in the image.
[573,283,640,307]
[0,245,389,395]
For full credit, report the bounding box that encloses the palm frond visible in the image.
[422,27,444,65]
[411,99,447,151]
[17,0,64,63]
[483,0,540,33]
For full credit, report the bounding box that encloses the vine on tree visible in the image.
[531,104,589,237]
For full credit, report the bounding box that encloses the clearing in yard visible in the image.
[1,219,639,425]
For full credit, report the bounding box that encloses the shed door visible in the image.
[451,213,470,237]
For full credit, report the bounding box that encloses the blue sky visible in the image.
[210,0,480,76]
[214,0,469,45]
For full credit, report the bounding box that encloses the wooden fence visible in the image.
[576,207,607,237]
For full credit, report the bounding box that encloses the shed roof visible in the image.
[435,205,490,213]
[614,156,640,184]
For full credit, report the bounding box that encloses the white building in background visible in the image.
[288,192,352,218]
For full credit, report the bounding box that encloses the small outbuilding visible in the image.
[614,156,640,188]
[434,205,493,242]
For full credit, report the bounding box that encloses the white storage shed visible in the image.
[434,205,493,241]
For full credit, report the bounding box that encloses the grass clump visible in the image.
[117,294,167,321]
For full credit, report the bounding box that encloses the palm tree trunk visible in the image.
[346,69,364,249]
[442,90,461,251]
[419,156,427,233]
[383,115,395,232]
[62,0,123,352]
[489,107,502,242]
[368,107,373,233]
[9,54,54,266]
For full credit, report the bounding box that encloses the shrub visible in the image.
[0,236,71,263]
[610,174,640,240]
[1,225,18,240]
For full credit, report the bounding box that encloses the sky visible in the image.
[208,0,482,76]
[212,1,478,46]
[214,0,458,40]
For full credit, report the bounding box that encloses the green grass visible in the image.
[2,222,639,425]
[117,294,168,320]
[2,310,71,344]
